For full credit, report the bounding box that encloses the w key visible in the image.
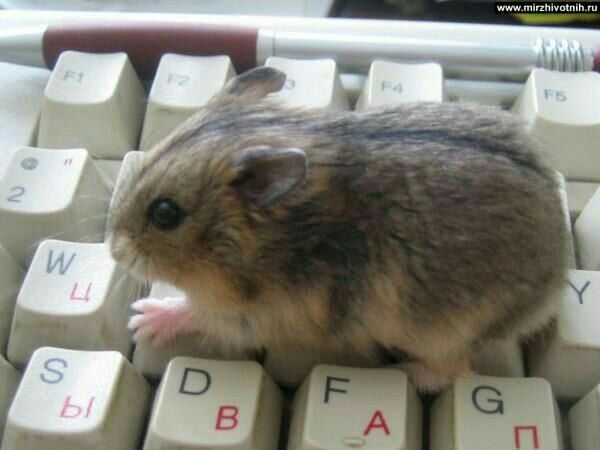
[7,239,141,367]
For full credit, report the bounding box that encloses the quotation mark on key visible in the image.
[21,158,38,170]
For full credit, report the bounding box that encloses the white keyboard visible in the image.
[1,10,600,450]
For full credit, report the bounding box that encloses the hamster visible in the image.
[107,67,570,392]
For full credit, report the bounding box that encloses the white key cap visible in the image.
[287,365,422,450]
[0,147,109,267]
[2,347,150,450]
[132,282,254,379]
[140,54,236,150]
[37,51,145,159]
[0,244,23,353]
[566,182,600,221]
[472,338,525,377]
[430,375,562,450]
[0,62,49,179]
[7,240,140,367]
[266,57,350,110]
[568,384,600,450]
[512,69,600,181]
[263,346,381,387]
[528,270,600,400]
[574,187,600,270]
[555,172,576,268]
[0,356,19,439]
[143,357,282,450]
[355,61,445,111]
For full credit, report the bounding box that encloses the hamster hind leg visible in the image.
[128,296,199,346]
[392,355,472,393]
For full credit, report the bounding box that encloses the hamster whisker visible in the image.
[88,162,118,191]
[113,272,142,320]
[73,193,112,203]
[22,231,105,261]
[124,251,157,283]
[75,251,115,275]
[78,172,113,188]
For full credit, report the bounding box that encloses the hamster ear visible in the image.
[221,67,286,100]
[231,146,307,208]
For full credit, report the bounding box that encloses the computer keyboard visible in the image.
[1,9,600,450]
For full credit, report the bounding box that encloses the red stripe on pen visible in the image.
[43,22,259,78]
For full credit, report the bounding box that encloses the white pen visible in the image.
[0,22,598,81]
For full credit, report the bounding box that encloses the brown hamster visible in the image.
[107,67,570,391]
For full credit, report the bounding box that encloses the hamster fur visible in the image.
[107,67,570,391]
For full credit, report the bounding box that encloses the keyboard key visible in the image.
[2,347,150,450]
[140,54,236,150]
[472,338,525,377]
[568,384,600,450]
[263,346,382,387]
[355,61,444,111]
[512,69,600,181]
[528,270,600,400]
[37,51,145,159]
[0,244,23,353]
[555,172,576,268]
[265,57,350,110]
[574,187,600,270]
[430,375,561,450]
[566,181,600,221]
[0,63,49,179]
[7,240,140,367]
[142,357,282,450]
[0,356,19,439]
[287,365,422,450]
[0,147,109,267]
[132,282,254,379]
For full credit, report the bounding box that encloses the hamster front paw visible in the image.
[128,296,198,346]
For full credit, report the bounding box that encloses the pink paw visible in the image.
[128,297,197,347]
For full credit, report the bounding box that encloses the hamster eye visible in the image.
[148,198,186,231]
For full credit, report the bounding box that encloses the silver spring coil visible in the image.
[532,37,587,72]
